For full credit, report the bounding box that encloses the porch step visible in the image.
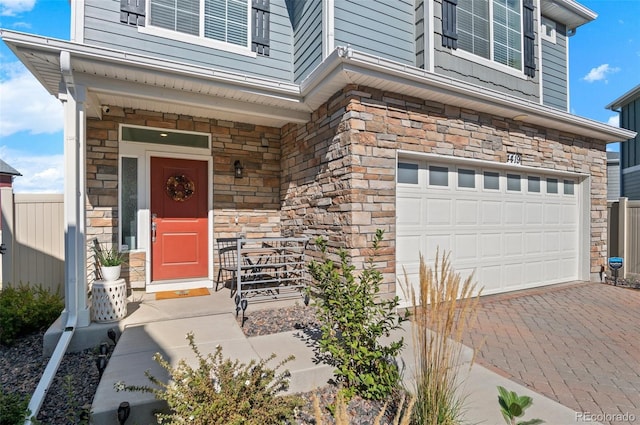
[90,314,334,425]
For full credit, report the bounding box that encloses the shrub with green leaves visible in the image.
[0,388,31,425]
[115,332,302,425]
[308,229,407,400]
[0,283,64,345]
[497,386,544,425]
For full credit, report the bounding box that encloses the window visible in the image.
[149,0,250,48]
[457,0,522,70]
[121,157,138,250]
[564,180,575,195]
[458,168,476,188]
[507,173,521,191]
[398,162,419,184]
[547,178,558,194]
[541,16,556,43]
[444,0,535,76]
[527,176,540,192]
[484,171,500,190]
[429,166,449,186]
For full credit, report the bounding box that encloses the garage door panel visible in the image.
[505,202,524,225]
[562,204,578,224]
[524,232,543,253]
[479,265,502,292]
[524,261,544,284]
[544,203,561,224]
[504,233,523,255]
[455,234,478,260]
[426,199,452,225]
[526,203,543,224]
[397,197,422,225]
[504,263,524,287]
[544,232,561,252]
[481,201,502,224]
[456,200,479,224]
[425,234,452,260]
[481,233,502,258]
[397,235,421,263]
[396,160,581,300]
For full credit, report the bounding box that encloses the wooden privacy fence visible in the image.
[0,190,64,294]
[608,197,640,278]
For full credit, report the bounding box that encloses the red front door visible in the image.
[151,157,208,281]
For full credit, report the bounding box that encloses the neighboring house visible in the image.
[0,159,21,232]
[607,84,640,200]
[607,152,620,201]
[1,0,635,325]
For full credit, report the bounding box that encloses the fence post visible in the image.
[0,185,15,287]
[618,197,628,279]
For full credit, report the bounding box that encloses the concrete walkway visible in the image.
[86,285,605,425]
[462,282,640,425]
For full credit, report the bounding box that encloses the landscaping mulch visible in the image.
[2,303,405,424]
[237,303,408,425]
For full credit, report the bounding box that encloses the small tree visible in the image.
[308,229,407,400]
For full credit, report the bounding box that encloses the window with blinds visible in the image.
[149,0,249,48]
[455,0,523,72]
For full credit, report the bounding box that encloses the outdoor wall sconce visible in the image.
[234,160,244,178]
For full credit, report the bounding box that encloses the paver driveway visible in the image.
[461,282,640,425]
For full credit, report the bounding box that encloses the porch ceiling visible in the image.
[2,30,635,143]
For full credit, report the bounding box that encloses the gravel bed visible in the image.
[0,330,110,424]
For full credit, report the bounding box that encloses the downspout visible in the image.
[25,50,89,423]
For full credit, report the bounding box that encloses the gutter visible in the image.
[300,47,637,143]
[25,50,84,424]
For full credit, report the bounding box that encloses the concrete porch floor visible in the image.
[46,286,603,425]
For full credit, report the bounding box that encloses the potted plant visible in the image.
[94,246,125,282]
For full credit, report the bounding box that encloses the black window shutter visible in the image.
[523,0,535,77]
[442,0,458,49]
[120,0,145,26]
[252,0,270,56]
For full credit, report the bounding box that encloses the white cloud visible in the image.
[607,115,620,127]
[0,146,63,193]
[582,64,620,83]
[0,0,36,16]
[12,21,31,29]
[0,62,63,137]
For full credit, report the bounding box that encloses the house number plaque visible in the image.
[507,153,522,165]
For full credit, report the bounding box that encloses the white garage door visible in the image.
[396,159,582,301]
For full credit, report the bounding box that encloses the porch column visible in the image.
[59,51,90,328]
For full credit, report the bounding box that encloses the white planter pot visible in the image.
[101,265,121,282]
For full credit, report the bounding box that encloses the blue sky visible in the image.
[0,0,639,192]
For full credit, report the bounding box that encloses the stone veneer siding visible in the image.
[85,108,282,289]
[281,85,607,297]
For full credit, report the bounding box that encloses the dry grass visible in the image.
[403,250,482,425]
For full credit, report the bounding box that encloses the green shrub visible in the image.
[0,283,64,345]
[115,332,302,425]
[308,229,407,400]
[497,386,544,425]
[0,388,30,425]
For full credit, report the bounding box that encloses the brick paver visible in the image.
[462,282,640,425]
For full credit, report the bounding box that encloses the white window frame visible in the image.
[455,0,525,75]
[540,16,556,44]
[139,0,255,57]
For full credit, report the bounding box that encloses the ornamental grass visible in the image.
[403,250,482,425]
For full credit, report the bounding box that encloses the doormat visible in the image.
[155,288,210,300]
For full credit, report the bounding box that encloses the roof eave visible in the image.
[605,84,640,110]
[302,48,636,143]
